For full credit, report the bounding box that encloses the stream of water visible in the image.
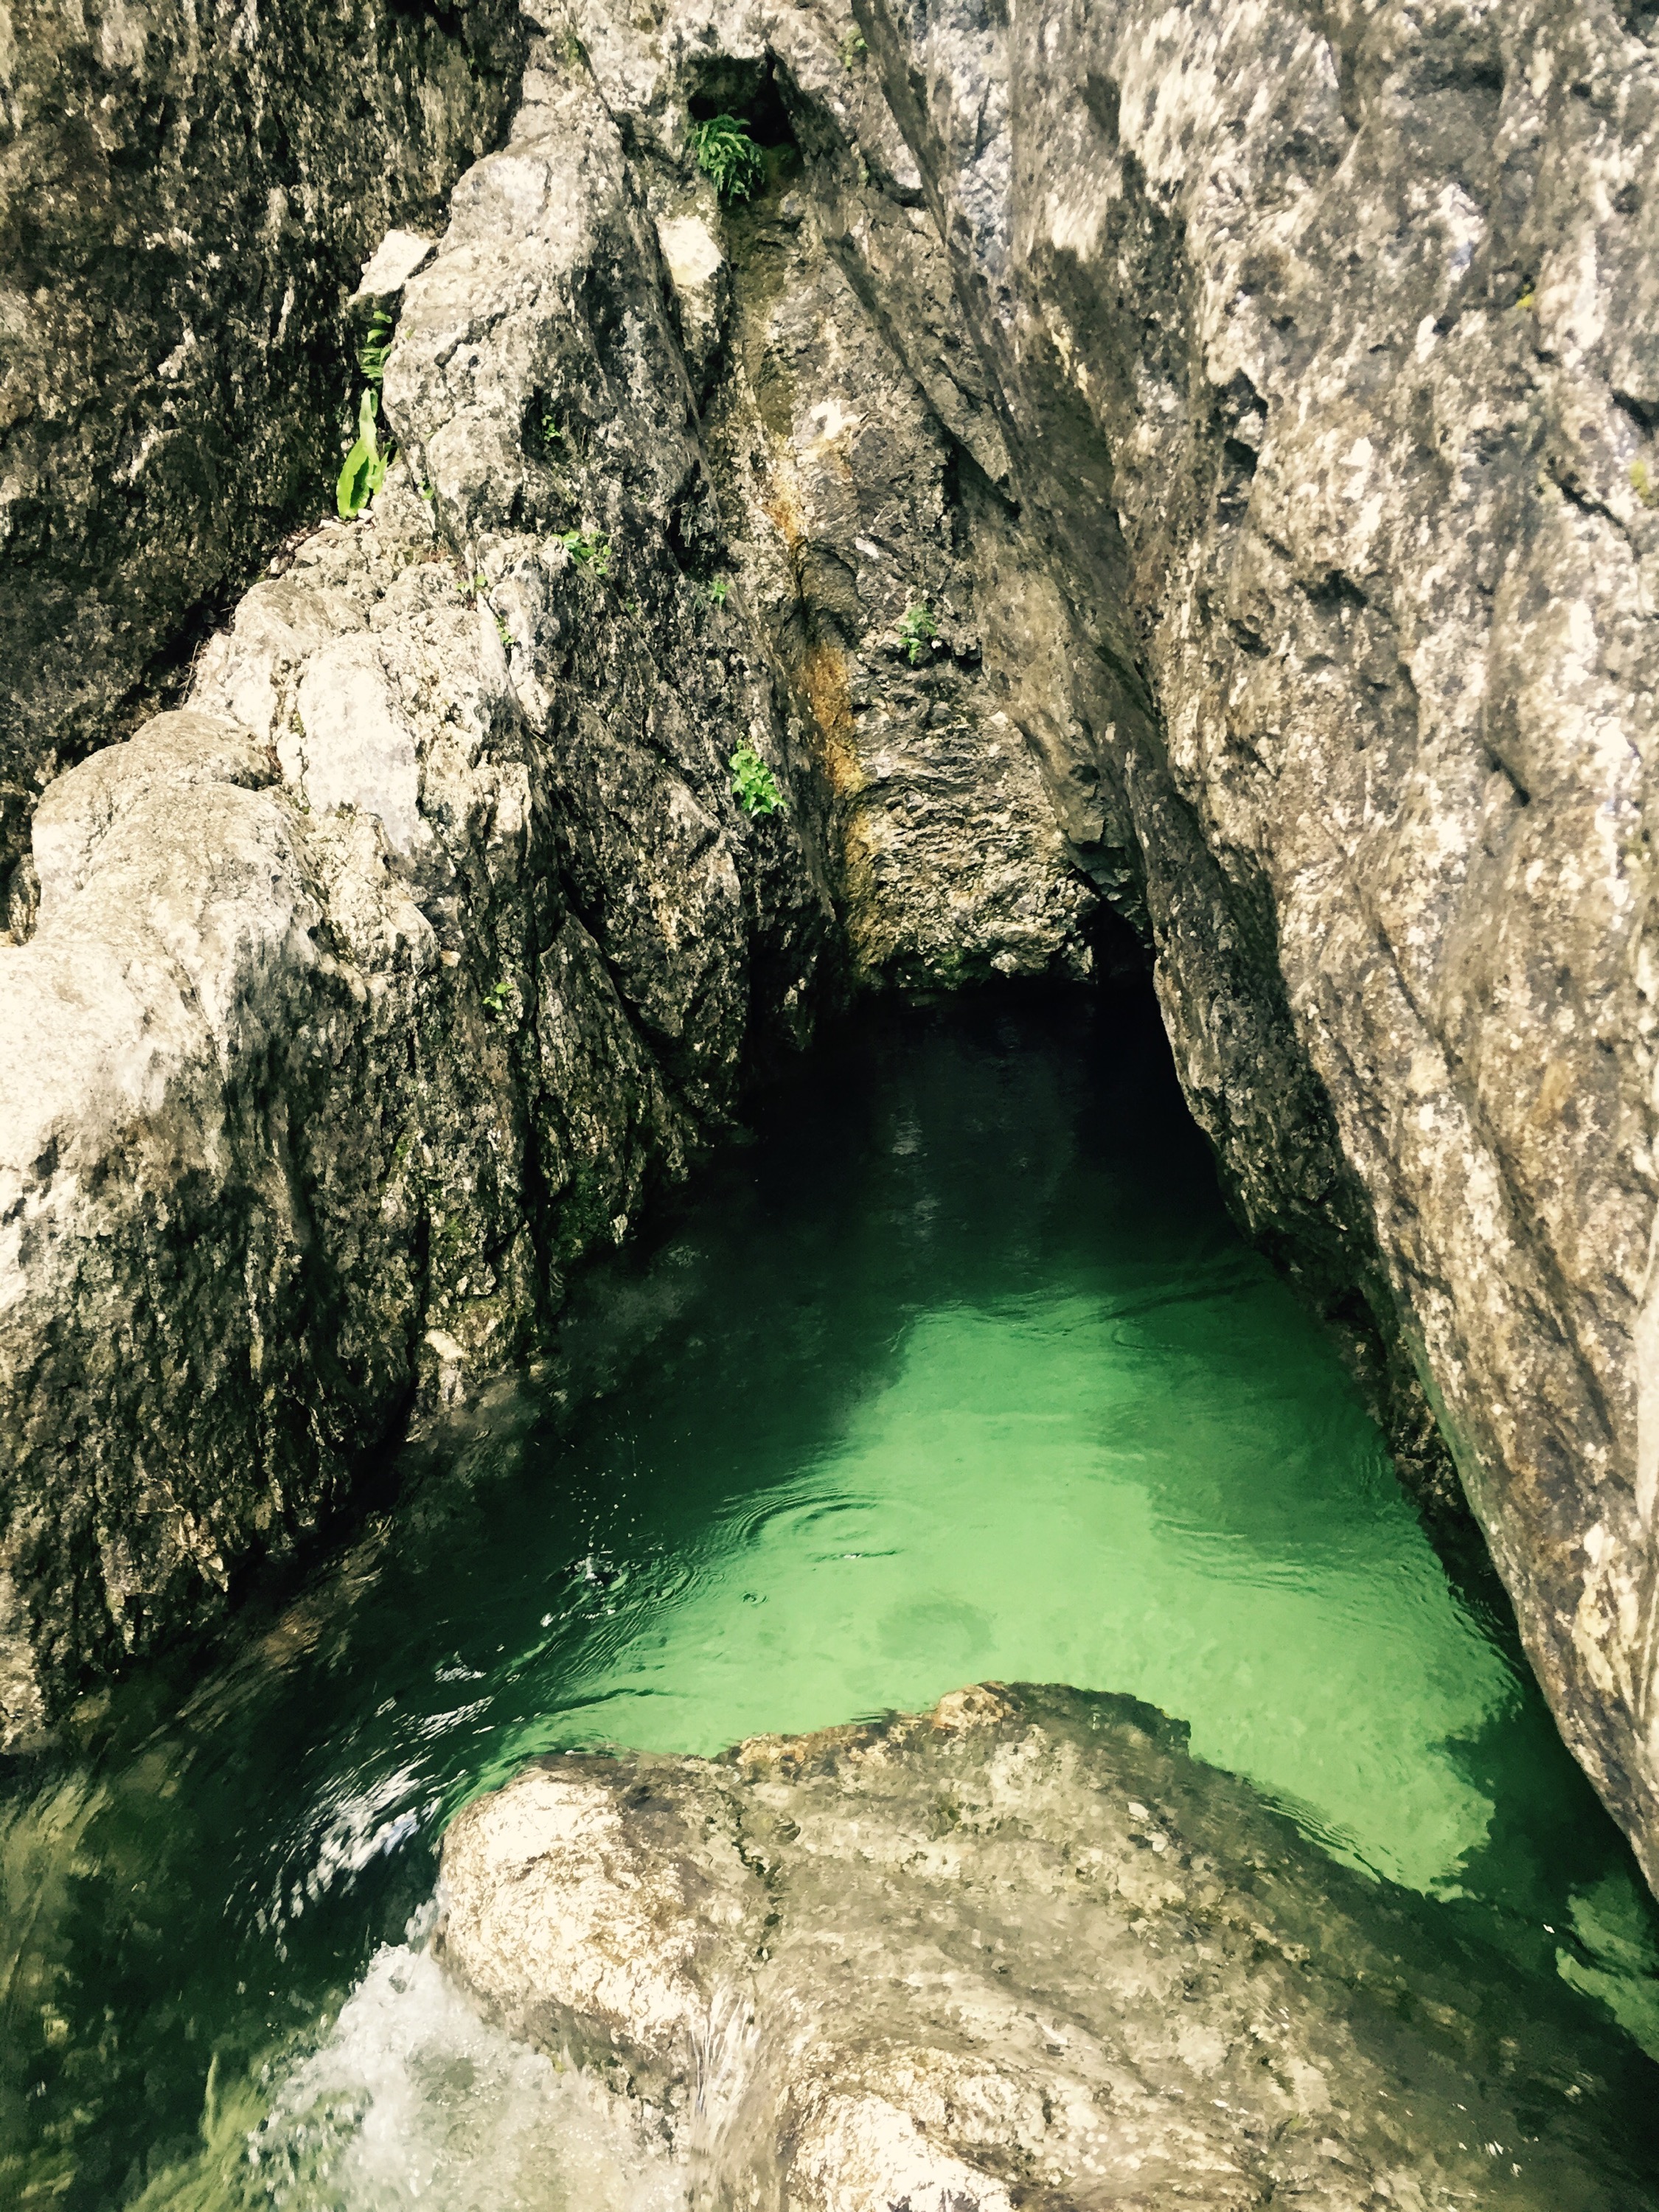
[2,990,1657,2207]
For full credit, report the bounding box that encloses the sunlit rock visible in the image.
[439,1684,1659,2210]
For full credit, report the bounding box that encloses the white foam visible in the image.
[243,1935,684,2212]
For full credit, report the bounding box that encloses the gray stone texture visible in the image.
[554,0,1659,1891]
[4,0,1659,1928]
[819,0,1659,1896]
[0,44,841,1734]
[0,0,526,926]
[438,1683,1659,2210]
[0,7,1115,1739]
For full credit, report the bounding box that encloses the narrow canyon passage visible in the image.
[1,990,1655,2208]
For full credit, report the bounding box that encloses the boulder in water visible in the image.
[438,1683,1657,2210]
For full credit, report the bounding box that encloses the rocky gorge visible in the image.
[1,0,1658,2194]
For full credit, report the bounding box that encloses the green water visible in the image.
[2,992,1657,2208]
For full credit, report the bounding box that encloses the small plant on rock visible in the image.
[704,575,729,607]
[899,602,936,665]
[840,27,868,66]
[690,114,767,204]
[482,976,514,1018]
[559,528,611,576]
[730,742,785,815]
[358,310,395,385]
[337,387,390,518]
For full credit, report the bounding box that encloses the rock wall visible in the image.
[4,0,1659,1915]
[0,7,1099,1738]
[0,0,526,928]
[829,0,1659,1891]
[0,53,841,1734]
[546,0,1659,1884]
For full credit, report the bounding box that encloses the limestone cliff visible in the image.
[517,0,1659,1889]
[0,66,848,1732]
[3,0,1659,1915]
[0,6,1098,1739]
[828,0,1659,1892]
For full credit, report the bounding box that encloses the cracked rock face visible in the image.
[0,4,1116,1730]
[0,49,843,1731]
[820,0,1659,1893]
[4,0,1659,1927]
[437,1684,1659,2211]
[0,0,525,928]
[532,0,1659,1891]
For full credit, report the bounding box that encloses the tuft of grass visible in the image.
[559,528,611,576]
[690,114,767,203]
[1632,459,1658,509]
[898,602,936,664]
[730,742,785,815]
[703,575,729,607]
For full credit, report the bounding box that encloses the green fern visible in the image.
[559,528,611,576]
[690,114,766,203]
[358,310,395,384]
[899,602,936,665]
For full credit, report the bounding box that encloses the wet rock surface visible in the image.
[0,10,1110,1733]
[0,0,525,925]
[439,1683,1659,2211]
[826,0,1659,1894]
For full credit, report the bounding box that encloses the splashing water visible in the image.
[125,1925,681,2212]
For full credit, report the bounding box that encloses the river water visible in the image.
[2,991,1657,2207]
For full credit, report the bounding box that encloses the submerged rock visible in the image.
[438,1684,1658,2211]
